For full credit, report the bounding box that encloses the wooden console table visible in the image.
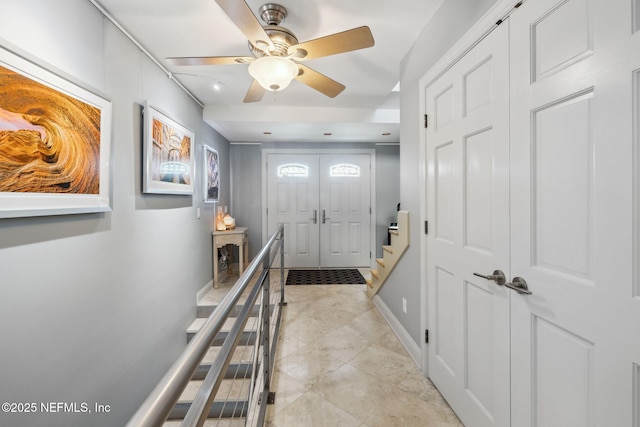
[212,227,248,287]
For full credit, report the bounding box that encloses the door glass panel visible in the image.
[329,163,360,177]
[277,163,309,177]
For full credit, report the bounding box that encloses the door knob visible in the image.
[473,270,506,286]
[310,209,317,224]
[505,277,532,295]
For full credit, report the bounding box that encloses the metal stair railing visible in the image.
[127,225,285,427]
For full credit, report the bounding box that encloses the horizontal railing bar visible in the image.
[126,225,283,427]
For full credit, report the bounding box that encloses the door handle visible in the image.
[310,209,317,224]
[505,277,532,295]
[322,209,330,224]
[473,270,506,286]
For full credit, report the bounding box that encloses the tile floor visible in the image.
[265,283,463,427]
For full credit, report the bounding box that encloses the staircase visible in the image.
[164,299,266,426]
[366,211,410,298]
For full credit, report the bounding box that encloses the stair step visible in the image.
[164,419,245,427]
[187,330,257,346]
[178,378,251,402]
[382,245,393,254]
[389,229,399,236]
[188,314,262,336]
[366,278,373,288]
[197,303,274,319]
[168,400,248,420]
[370,269,379,280]
[192,362,256,381]
[376,258,385,268]
[202,344,255,365]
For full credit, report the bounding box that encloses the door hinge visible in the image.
[425,329,429,344]
[424,114,428,128]
[424,220,429,235]
[370,251,372,259]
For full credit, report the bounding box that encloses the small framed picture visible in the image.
[142,101,194,195]
[203,145,219,203]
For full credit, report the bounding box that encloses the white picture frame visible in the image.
[203,145,219,203]
[0,43,112,219]
[142,101,195,195]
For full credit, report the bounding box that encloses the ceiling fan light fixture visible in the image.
[248,56,298,92]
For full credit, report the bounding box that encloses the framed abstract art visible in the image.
[0,44,112,218]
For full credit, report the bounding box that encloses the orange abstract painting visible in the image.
[0,64,101,194]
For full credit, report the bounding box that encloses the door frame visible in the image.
[261,147,376,270]
[418,0,529,375]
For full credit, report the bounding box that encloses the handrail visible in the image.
[126,225,285,427]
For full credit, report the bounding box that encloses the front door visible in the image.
[266,153,320,268]
[426,22,511,427]
[319,154,371,267]
[266,153,372,268]
[510,0,639,425]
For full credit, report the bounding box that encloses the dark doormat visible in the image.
[285,269,366,285]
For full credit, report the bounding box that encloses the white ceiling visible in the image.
[93,0,444,143]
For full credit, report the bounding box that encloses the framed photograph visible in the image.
[203,145,219,203]
[142,101,195,195]
[0,44,112,219]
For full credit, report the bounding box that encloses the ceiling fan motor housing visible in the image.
[248,4,298,57]
[259,3,287,25]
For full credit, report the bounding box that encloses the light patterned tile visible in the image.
[347,344,415,387]
[310,325,370,363]
[268,285,461,427]
[363,388,463,427]
[310,363,393,421]
[276,344,346,387]
[265,390,360,427]
[397,367,461,424]
[374,329,409,356]
[264,370,308,420]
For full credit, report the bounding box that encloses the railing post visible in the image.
[261,249,272,405]
[280,227,285,306]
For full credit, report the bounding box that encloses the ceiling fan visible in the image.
[166,1,375,103]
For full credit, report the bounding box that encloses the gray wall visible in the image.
[378,0,499,345]
[374,145,401,257]
[230,142,400,262]
[0,1,229,426]
[230,144,263,261]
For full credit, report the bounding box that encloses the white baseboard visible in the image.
[372,294,422,370]
[197,280,214,303]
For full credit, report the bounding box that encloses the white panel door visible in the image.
[267,153,372,268]
[426,23,510,427]
[266,154,320,268]
[319,154,371,267]
[510,0,639,425]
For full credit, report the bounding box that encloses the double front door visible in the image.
[266,153,371,268]
[426,0,639,426]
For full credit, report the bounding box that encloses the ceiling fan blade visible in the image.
[288,26,374,60]
[215,0,274,51]
[243,79,266,103]
[295,64,345,98]
[166,56,254,66]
